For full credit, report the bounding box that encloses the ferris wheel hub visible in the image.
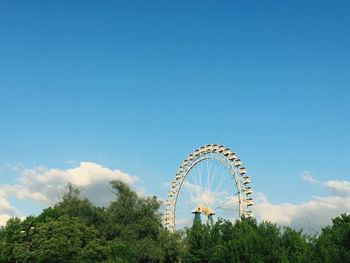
[192,206,215,216]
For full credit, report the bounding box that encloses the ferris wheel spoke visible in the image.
[206,156,211,190]
[216,207,240,217]
[214,193,239,209]
[213,165,230,194]
[206,159,212,193]
[216,203,240,212]
[194,164,202,205]
[216,201,239,210]
[207,159,218,194]
[183,181,199,207]
[206,156,210,193]
[217,205,239,210]
[199,159,204,190]
[182,186,195,203]
[188,168,200,206]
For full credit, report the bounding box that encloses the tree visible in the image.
[53,183,105,227]
[313,213,350,262]
[183,218,312,263]
[103,180,166,262]
[2,180,348,262]
[280,227,312,263]
[184,219,212,263]
[0,217,22,263]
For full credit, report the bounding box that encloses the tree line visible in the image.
[0,180,349,262]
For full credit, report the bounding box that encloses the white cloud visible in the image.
[0,162,136,225]
[0,190,19,226]
[15,162,136,204]
[0,215,12,226]
[254,175,350,233]
[0,192,19,216]
[0,184,49,202]
[254,192,268,203]
[300,171,320,185]
[324,180,350,197]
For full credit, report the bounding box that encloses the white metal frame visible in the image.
[164,144,254,232]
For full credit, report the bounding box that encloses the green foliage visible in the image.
[0,181,349,262]
[281,227,312,262]
[0,217,22,262]
[313,213,350,262]
[182,215,349,263]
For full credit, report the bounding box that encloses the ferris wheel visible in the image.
[164,144,254,232]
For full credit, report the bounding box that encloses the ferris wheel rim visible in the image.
[164,144,254,232]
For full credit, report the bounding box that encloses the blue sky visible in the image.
[0,1,349,231]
